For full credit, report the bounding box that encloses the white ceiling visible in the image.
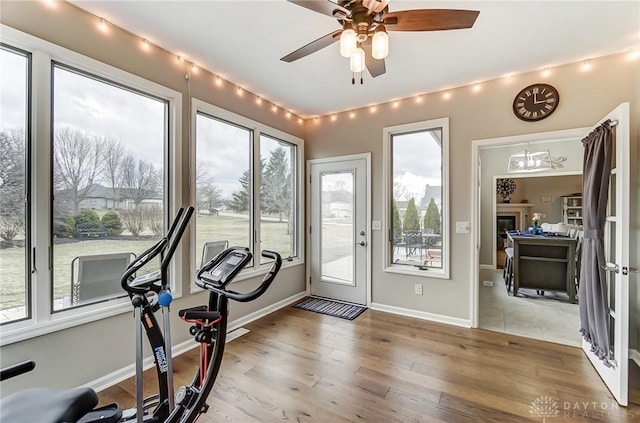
[70,1,639,118]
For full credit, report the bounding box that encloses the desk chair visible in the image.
[503,247,514,293]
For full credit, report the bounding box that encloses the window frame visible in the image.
[0,43,33,325]
[0,24,182,346]
[382,117,450,279]
[190,99,304,291]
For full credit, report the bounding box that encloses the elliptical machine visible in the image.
[0,206,282,423]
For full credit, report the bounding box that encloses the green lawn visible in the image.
[0,212,294,311]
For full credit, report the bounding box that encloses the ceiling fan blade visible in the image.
[280,29,342,62]
[362,41,386,78]
[383,9,479,32]
[286,0,350,18]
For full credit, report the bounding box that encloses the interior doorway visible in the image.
[470,128,587,347]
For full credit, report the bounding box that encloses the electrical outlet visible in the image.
[415,283,423,295]
[483,280,493,287]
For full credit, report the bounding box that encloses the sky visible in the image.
[392,130,442,201]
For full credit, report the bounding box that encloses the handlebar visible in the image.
[120,207,194,294]
[0,361,35,382]
[196,249,282,302]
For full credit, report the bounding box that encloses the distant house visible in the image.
[55,183,163,211]
[321,189,352,218]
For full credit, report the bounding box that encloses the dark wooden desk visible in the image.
[506,232,578,303]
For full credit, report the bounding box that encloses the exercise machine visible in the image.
[0,205,282,423]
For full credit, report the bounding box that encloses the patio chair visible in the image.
[201,240,229,267]
[71,252,135,306]
[404,231,424,259]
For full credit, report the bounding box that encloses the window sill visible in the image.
[384,264,450,280]
[0,298,132,346]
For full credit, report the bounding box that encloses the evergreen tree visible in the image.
[229,169,250,212]
[423,198,441,234]
[261,147,291,222]
[392,200,401,235]
[403,197,420,232]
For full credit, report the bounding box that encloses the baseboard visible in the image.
[480,264,495,270]
[85,291,307,392]
[370,302,471,328]
[630,349,640,368]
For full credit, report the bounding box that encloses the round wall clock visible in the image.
[512,83,560,122]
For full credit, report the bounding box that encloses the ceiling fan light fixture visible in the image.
[340,28,357,58]
[372,26,389,59]
[350,47,365,73]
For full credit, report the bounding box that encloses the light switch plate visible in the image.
[456,221,470,233]
[372,220,381,231]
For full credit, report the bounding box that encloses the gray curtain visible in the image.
[579,119,613,366]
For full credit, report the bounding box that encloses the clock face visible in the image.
[512,83,559,121]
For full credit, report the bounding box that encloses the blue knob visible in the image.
[158,291,173,306]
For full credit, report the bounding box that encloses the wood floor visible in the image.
[99,306,640,422]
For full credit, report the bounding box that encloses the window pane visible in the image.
[52,65,167,311]
[0,47,29,323]
[260,135,296,263]
[321,171,354,284]
[195,113,252,267]
[391,129,442,268]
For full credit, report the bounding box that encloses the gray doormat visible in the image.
[293,297,367,320]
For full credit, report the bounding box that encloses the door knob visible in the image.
[601,262,620,273]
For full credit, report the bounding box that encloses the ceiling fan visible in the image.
[281,0,480,83]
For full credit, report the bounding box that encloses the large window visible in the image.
[384,118,449,278]
[0,25,181,344]
[193,100,302,278]
[259,135,297,263]
[51,65,168,311]
[0,46,30,323]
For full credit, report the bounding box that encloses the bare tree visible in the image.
[0,129,25,222]
[120,154,160,206]
[101,137,126,209]
[53,128,103,215]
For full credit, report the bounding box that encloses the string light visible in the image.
[65,0,305,125]
[74,2,633,127]
[98,18,108,33]
[581,60,591,71]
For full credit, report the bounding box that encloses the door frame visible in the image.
[306,153,372,306]
[470,127,589,328]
